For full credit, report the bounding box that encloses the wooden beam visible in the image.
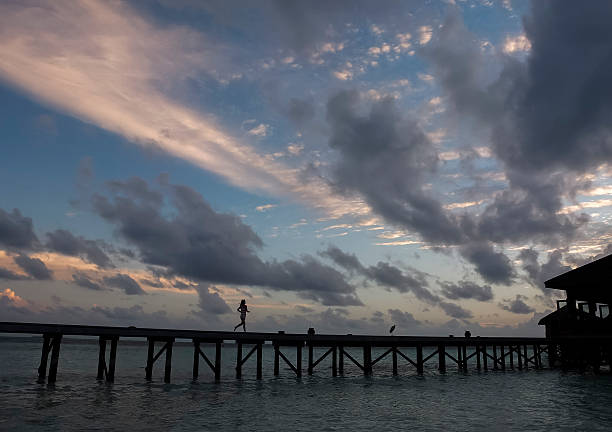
[273,344,280,376]
[48,334,62,383]
[164,339,173,383]
[308,344,314,375]
[500,345,506,371]
[462,344,467,372]
[438,345,446,373]
[192,341,200,380]
[393,347,398,375]
[476,344,481,371]
[215,342,222,382]
[107,337,118,382]
[146,338,155,380]
[37,334,51,382]
[482,344,488,371]
[235,342,242,379]
[296,344,302,377]
[332,346,337,377]
[97,336,107,380]
[338,345,344,374]
[363,345,372,376]
[416,344,423,375]
[256,343,263,380]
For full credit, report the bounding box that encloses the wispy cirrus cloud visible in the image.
[0,0,368,220]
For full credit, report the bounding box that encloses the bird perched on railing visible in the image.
[389,325,396,334]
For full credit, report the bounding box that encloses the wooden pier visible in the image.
[0,321,598,383]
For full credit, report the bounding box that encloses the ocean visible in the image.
[2,337,612,431]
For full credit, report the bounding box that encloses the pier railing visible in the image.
[0,321,599,383]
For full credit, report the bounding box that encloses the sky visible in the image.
[1,0,612,336]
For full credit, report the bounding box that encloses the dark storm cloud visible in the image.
[13,254,52,280]
[439,280,493,302]
[0,266,26,280]
[72,272,104,291]
[500,295,535,315]
[320,245,437,303]
[438,301,473,320]
[459,243,514,285]
[420,3,612,244]
[519,248,571,292]
[0,208,39,250]
[92,177,361,306]
[103,273,146,295]
[388,308,422,329]
[326,91,463,245]
[46,229,113,268]
[194,284,231,315]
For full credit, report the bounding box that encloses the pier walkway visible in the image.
[0,321,554,383]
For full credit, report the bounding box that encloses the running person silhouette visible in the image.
[233,299,249,332]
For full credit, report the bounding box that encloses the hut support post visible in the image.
[107,337,118,382]
[146,338,155,380]
[164,339,173,383]
[363,345,372,376]
[509,346,514,370]
[215,342,222,382]
[523,345,529,370]
[37,334,51,382]
[482,344,488,371]
[338,345,344,374]
[476,344,481,370]
[493,345,498,370]
[192,341,200,380]
[500,345,506,371]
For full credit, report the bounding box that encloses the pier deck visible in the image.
[0,321,584,383]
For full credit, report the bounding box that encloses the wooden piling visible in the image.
[416,345,424,375]
[457,345,462,372]
[517,345,523,370]
[308,344,314,375]
[523,345,529,370]
[256,343,263,380]
[215,342,222,382]
[296,344,302,377]
[533,344,539,369]
[332,346,338,377]
[438,345,446,373]
[338,345,344,374]
[393,347,399,375]
[164,340,173,383]
[38,334,51,382]
[97,336,107,380]
[500,345,506,371]
[146,338,155,380]
[192,341,200,380]
[482,344,488,371]
[508,345,514,370]
[492,345,498,370]
[273,344,280,376]
[235,342,243,379]
[462,344,467,372]
[48,334,62,383]
[363,345,372,376]
[108,337,118,382]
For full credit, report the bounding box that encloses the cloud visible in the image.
[325,90,463,245]
[13,254,52,280]
[519,248,571,293]
[503,34,531,53]
[459,242,514,285]
[255,204,277,212]
[194,284,231,315]
[247,123,270,137]
[439,280,493,302]
[92,177,361,306]
[421,5,608,246]
[0,0,368,222]
[438,301,473,319]
[500,295,535,314]
[46,229,113,268]
[0,266,26,280]
[72,272,104,291]
[0,208,38,250]
[102,273,146,295]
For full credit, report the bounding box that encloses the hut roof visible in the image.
[544,254,612,302]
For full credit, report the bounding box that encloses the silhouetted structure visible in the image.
[539,254,612,369]
[1,322,549,383]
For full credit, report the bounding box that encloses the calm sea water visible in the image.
[2,337,612,431]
